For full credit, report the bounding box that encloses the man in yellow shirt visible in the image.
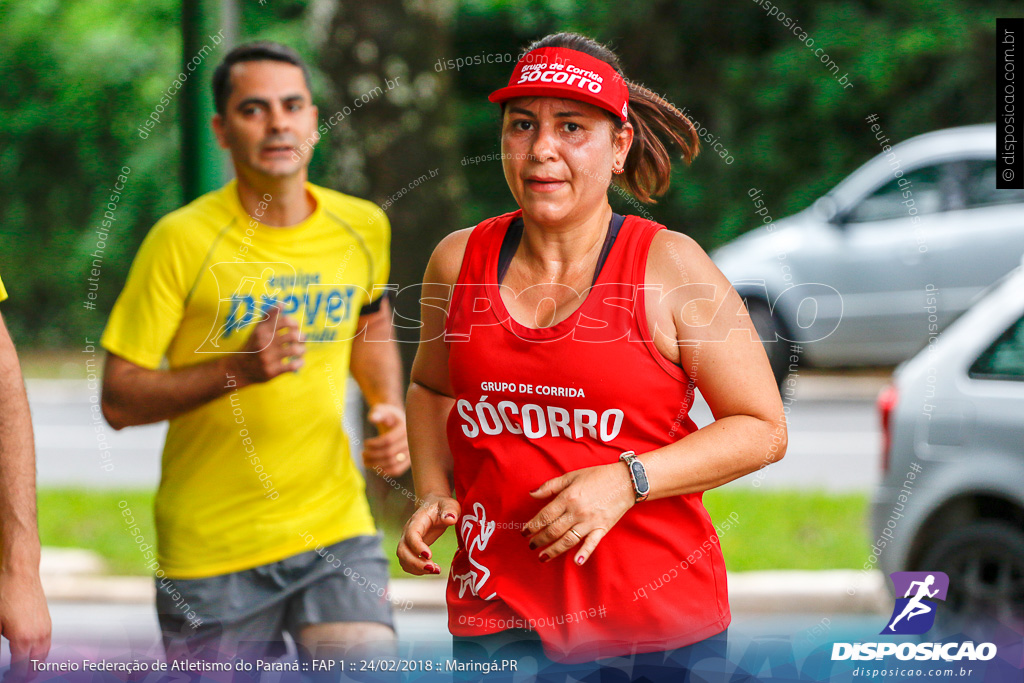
[0,275,52,677]
[100,42,409,665]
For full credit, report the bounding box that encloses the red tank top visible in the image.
[443,209,731,664]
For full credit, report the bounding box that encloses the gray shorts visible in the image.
[156,533,396,662]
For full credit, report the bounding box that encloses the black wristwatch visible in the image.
[619,450,650,502]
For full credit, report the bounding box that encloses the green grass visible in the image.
[38,488,870,577]
[702,487,872,572]
[37,489,157,575]
[19,351,89,379]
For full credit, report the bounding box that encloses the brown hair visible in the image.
[505,32,700,203]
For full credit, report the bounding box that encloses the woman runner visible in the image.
[399,32,787,682]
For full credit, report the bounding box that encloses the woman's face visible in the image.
[501,96,632,226]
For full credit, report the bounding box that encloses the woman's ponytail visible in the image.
[520,32,700,203]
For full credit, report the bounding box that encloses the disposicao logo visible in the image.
[882,571,948,635]
[831,571,997,662]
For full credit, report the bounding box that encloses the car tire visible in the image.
[745,298,797,388]
[918,520,1024,631]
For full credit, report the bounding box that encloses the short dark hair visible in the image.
[212,41,312,116]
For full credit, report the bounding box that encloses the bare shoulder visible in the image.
[644,227,737,331]
[424,227,474,287]
[645,228,724,289]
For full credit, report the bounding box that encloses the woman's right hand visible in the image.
[397,493,461,575]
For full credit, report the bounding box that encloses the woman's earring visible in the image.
[612,166,624,174]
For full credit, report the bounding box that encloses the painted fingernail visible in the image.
[528,542,537,550]
[576,556,585,565]
[443,513,456,521]
[521,528,530,537]
[419,551,429,560]
[539,554,549,563]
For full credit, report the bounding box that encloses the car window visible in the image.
[969,313,1024,381]
[843,164,950,223]
[962,159,1024,209]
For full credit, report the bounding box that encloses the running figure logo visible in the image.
[881,571,949,635]
[453,502,498,601]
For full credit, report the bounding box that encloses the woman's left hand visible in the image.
[522,462,637,566]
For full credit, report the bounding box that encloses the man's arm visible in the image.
[101,305,304,429]
[0,309,51,672]
[349,294,410,477]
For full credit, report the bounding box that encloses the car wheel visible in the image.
[745,298,797,388]
[918,520,1024,630]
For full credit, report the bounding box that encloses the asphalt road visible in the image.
[28,373,886,492]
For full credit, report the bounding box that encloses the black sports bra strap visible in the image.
[496,218,523,286]
[497,213,624,287]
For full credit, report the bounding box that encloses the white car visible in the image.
[712,124,1024,383]
[872,257,1024,630]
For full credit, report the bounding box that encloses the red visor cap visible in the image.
[488,47,630,123]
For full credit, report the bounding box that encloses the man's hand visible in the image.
[229,304,305,386]
[363,404,410,477]
[0,569,51,679]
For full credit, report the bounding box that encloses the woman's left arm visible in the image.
[628,229,788,498]
[523,230,787,564]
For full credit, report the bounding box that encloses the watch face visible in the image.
[630,461,650,493]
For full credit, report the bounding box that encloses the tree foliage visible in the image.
[0,0,1010,347]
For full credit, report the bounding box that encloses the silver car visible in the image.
[871,258,1024,629]
[712,123,1024,383]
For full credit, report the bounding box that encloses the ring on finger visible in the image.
[567,528,583,543]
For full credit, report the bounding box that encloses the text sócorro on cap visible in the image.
[488,47,629,122]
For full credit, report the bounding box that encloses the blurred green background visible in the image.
[0,0,1007,348]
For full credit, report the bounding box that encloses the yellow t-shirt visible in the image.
[0,275,7,302]
[101,179,390,579]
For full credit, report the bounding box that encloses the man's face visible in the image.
[213,60,318,179]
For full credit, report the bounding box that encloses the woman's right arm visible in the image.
[397,228,472,576]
